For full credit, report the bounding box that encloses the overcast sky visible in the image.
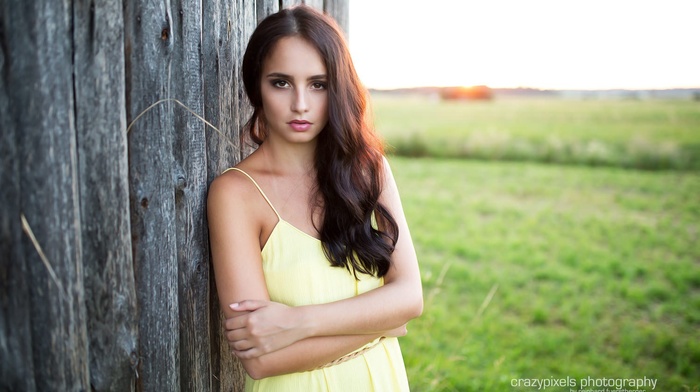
[348,0,700,90]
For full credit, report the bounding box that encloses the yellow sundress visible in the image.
[224,168,410,392]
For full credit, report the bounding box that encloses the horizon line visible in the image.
[365,85,700,92]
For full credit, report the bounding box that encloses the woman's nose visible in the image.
[292,89,309,113]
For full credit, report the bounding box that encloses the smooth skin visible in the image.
[207,36,423,380]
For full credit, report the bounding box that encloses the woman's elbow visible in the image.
[397,281,423,321]
[400,290,423,322]
[408,279,424,319]
[409,294,424,319]
[241,358,269,380]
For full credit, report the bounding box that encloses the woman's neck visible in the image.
[259,139,316,176]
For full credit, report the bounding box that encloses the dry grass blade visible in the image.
[126,98,238,149]
[426,261,452,307]
[474,283,499,320]
[20,213,67,300]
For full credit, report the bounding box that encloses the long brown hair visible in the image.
[241,5,398,278]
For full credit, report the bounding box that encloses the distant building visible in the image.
[440,85,493,100]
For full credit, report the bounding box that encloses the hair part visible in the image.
[241,5,399,278]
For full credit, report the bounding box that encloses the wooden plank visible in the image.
[72,1,139,390]
[1,0,90,390]
[256,0,279,22]
[124,0,180,390]
[168,0,212,390]
[203,0,239,180]
[235,0,257,161]
[201,0,245,390]
[324,0,349,37]
[279,0,300,10]
[303,0,323,11]
[0,8,37,389]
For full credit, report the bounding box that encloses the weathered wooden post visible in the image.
[73,0,139,390]
[324,0,349,36]
[170,0,213,390]
[123,0,183,389]
[0,1,89,390]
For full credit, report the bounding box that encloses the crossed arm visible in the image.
[207,160,423,380]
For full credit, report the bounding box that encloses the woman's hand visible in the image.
[224,300,308,359]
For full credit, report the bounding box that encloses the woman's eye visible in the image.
[272,80,290,88]
[311,82,327,90]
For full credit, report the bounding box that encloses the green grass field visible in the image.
[390,157,700,391]
[373,95,700,170]
[375,96,700,391]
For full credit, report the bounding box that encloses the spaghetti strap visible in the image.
[222,167,281,220]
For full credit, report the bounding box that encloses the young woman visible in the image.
[207,5,423,391]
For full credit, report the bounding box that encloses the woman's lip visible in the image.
[289,120,312,131]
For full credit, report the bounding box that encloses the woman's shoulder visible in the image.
[380,155,392,173]
[208,153,267,214]
[379,155,397,186]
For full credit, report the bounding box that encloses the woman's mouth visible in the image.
[288,120,312,132]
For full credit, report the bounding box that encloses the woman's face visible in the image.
[260,36,329,146]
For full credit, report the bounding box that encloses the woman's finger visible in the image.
[230,299,268,312]
[233,348,262,360]
[224,313,249,331]
[225,327,252,343]
[231,339,254,351]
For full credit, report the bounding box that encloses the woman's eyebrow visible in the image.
[265,72,291,79]
[265,72,327,80]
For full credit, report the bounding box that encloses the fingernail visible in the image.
[230,303,239,309]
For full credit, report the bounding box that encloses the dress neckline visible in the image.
[261,219,321,254]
